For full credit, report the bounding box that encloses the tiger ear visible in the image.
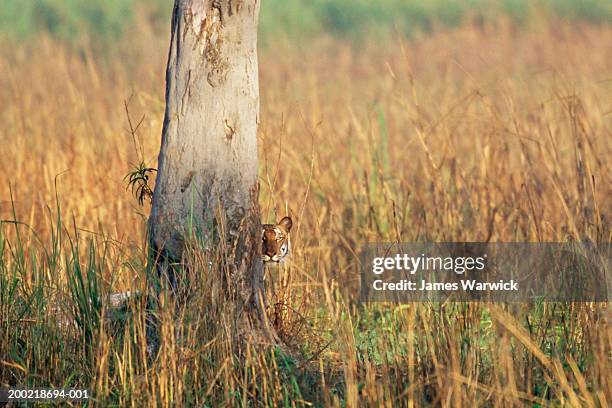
[278,216,292,233]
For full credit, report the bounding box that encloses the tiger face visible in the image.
[262,217,293,263]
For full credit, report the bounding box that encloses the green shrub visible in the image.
[0,0,133,42]
[0,0,610,45]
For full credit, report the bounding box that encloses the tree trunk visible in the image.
[149,0,275,345]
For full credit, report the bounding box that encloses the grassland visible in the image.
[0,11,611,408]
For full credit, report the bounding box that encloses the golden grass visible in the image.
[0,18,611,406]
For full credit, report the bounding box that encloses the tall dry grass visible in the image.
[0,17,611,406]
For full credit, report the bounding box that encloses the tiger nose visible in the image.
[265,248,276,257]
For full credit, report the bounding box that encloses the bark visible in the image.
[149,0,275,345]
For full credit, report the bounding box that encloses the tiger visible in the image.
[261,216,293,263]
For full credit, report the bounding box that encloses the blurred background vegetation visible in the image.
[1,0,611,46]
